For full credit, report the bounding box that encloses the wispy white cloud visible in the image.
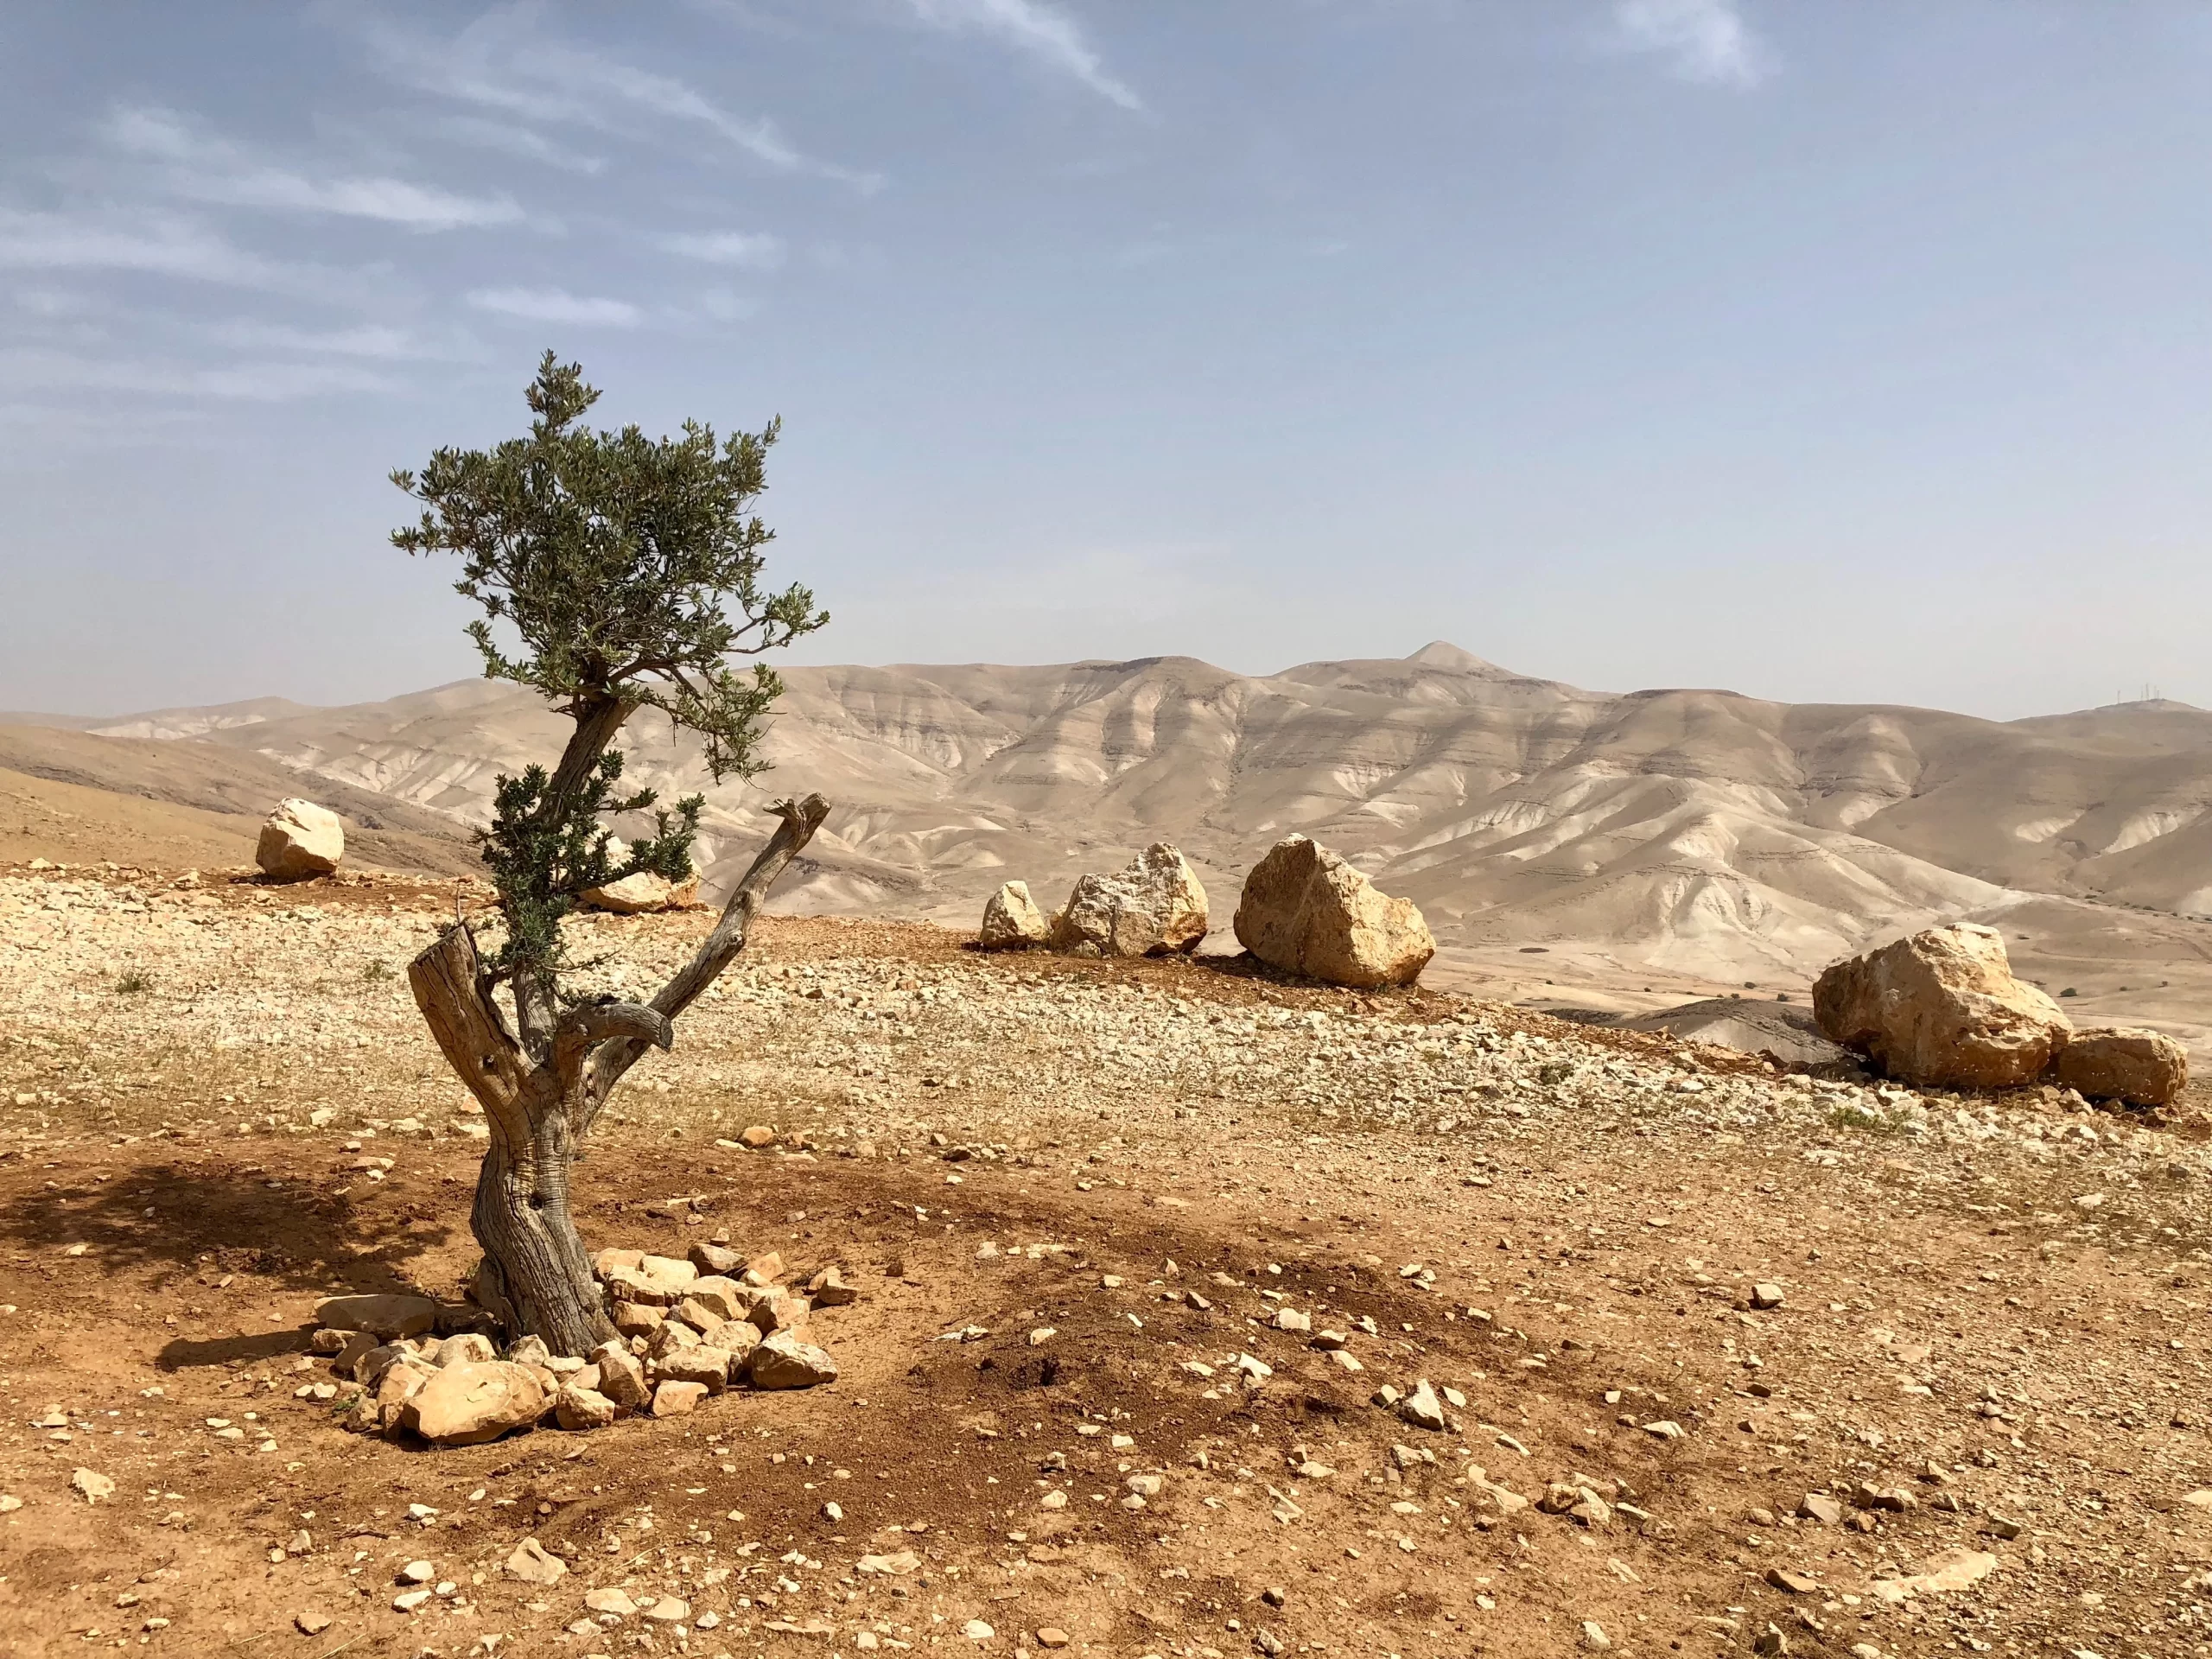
[0,207,276,283]
[904,0,1142,111]
[434,114,608,175]
[104,105,524,230]
[660,229,786,269]
[202,319,478,360]
[0,347,397,400]
[1610,0,1770,88]
[467,285,640,327]
[349,5,880,190]
[0,207,384,304]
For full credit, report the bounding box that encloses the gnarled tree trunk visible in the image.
[408,792,830,1353]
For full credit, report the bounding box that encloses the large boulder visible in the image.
[1232,836,1435,988]
[1049,844,1208,957]
[257,798,344,882]
[579,869,697,914]
[978,881,1051,950]
[2053,1027,2189,1106]
[747,1331,838,1389]
[404,1361,546,1446]
[1812,924,2071,1090]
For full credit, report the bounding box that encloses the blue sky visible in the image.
[3,2,2211,718]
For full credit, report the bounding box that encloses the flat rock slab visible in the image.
[315,1293,437,1340]
[652,1380,709,1417]
[1871,1548,1999,1602]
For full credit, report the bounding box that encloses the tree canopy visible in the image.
[391,351,828,988]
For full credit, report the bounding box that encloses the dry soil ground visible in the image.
[4,861,2212,1659]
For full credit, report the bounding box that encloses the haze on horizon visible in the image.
[3,2,2209,721]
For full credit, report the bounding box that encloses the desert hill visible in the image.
[0,722,479,879]
[10,643,2212,1042]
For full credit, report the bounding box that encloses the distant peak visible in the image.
[1406,640,1489,671]
[2103,697,2202,713]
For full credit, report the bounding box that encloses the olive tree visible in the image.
[392,353,829,1355]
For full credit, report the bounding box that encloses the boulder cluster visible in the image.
[978,835,1434,989]
[982,843,1208,959]
[315,1244,845,1448]
[1815,922,2188,1105]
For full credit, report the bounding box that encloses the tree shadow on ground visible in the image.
[156,1329,321,1370]
[0,1160,456,1300]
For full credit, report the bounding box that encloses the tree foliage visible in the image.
[391,352,827,993]
[477,753,701,982]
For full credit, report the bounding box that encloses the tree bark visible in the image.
[406,792,830,1351]
[513,691,637,1058]
[469,1080,613,1356]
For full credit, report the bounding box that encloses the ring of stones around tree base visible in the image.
[311,1239,846,1445]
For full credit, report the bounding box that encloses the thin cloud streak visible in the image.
[905,0,1143,111]
[467,286,641,327]
[105,105,524,230]
[0,207,385,305]
[434,114,608,175]
[0,346,397,400]
[349,4,882,190]
[660,230,786,268]
[1610,0,1770,88]
[202,319,480,360]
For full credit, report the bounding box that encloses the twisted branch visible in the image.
[581,792,830,1121]
[407,924,531,1148]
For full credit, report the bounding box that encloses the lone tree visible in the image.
[392,352,830,1355]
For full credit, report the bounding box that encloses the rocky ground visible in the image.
[4,861,2212,1659]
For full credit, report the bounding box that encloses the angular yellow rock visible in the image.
[1233,836,1433,988]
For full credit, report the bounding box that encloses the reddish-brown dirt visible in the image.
[4,888,2211,1658]
[3,1130,1771,1657]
